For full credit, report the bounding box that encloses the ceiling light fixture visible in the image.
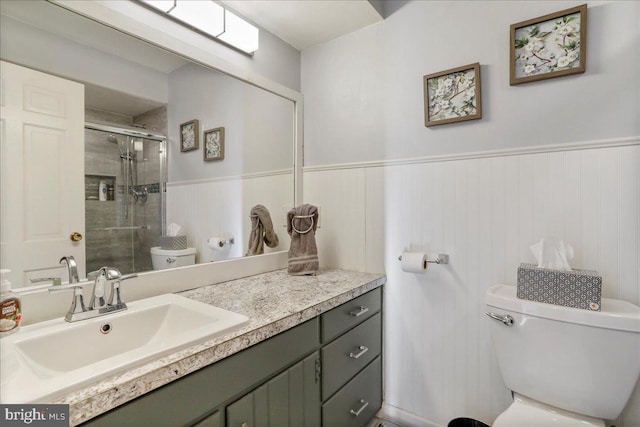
[139,0,259,54]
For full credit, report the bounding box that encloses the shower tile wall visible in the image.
[84,107,166,275]
[85,128,135,273]
[134,106,168,136]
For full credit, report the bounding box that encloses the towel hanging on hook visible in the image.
[291,213,315,234]
[245,205,278,256]
[287,204,319,275]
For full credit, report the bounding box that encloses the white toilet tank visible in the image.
[150,247,196,270]
[486,284,640,420]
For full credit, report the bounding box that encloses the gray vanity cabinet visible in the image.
[226,352,320,427]
[82,318,319,427]
[319,289,383,427]
[81,287,382,427]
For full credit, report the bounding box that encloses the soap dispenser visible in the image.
[0,269,22,336]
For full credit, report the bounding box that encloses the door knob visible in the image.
[70,232,83,242]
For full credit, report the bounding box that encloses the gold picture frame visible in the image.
[510,4,587,85]
[203,127,225,161]
[423,62,482,127]
[180,119,199,152]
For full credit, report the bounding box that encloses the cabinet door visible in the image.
[194,411,221,427]
[227,352,320,427]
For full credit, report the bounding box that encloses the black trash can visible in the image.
[448,417,490,427]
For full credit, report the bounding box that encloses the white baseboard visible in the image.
[378,402,442,427]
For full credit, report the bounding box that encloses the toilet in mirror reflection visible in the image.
[150,247,196,270]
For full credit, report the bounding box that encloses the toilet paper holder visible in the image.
[397,253,450,265]
[208,236,235,248]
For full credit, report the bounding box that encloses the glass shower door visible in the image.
[84,126,165,275]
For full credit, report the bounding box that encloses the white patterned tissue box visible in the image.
[517,263,602,311]
[158,235,187,250]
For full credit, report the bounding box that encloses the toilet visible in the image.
[486,284,640,427]
[150,246,196,270]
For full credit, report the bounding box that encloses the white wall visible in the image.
[305,144,640,426]
[167,173,293,263]
[302,1,639,166]
[301,1,640,426]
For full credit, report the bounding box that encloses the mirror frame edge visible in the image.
[14,1,303,302]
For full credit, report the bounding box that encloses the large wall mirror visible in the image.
[0,1,298,288]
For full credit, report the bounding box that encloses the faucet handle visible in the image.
[89,267,122,281]
[108,274,138,306]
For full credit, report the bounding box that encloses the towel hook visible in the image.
[291,214,314,234]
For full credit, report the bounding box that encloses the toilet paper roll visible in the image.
[208,237,228,251]
[401,252,428,273]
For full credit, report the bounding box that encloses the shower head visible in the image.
[107,134,132,160]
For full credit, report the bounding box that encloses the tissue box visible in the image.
[517,263,602,311]
[158,235,187,250]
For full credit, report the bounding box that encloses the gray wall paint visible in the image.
[301,0,640,166]
[0,15,169,104]
[167,63,294,183]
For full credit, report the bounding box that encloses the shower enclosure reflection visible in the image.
[84,124,166,275]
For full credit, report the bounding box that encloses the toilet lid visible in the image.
[493,394,604,427]
[150,246,196,256]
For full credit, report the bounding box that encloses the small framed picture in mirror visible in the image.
[204,127,225,161]
[180,119,199,152]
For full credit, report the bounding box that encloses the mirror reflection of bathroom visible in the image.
[84,107,167,275]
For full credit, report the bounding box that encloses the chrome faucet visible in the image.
[88,267,121,310]
[49,266,138,322]
[59,256,79,284]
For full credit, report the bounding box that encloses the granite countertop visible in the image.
[58,269,386,425]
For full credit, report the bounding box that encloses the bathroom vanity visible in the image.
[62,269,385,426]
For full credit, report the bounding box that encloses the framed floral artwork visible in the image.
[510,4,587,85]
[423,62,481,127]
[203,127,225,161]
[180,119,199,152]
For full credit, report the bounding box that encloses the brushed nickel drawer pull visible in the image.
[349,399,369,416]
[349,306,369,317]
[349,345,369,359]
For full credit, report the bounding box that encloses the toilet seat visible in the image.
[493,394,605,427]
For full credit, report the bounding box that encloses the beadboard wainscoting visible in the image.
[166,171,294,262]
[304,142,640,427]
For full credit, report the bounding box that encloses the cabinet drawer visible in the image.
[321,357,382,427]
[321,288,381,343]
[321,313,381,400]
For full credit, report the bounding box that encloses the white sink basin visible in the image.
[0,293,249,403]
